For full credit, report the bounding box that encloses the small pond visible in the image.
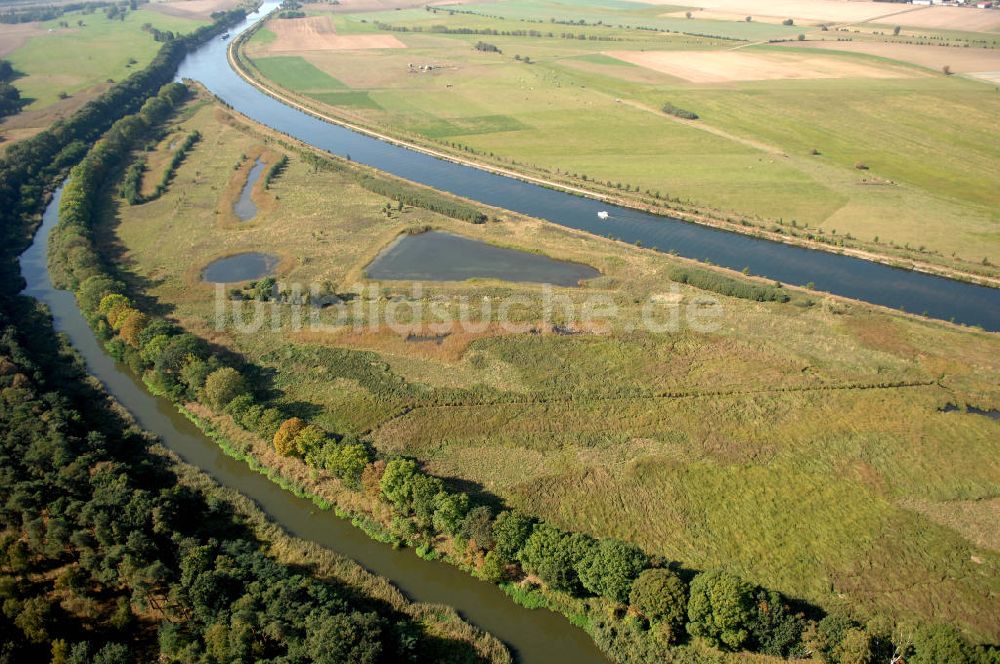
[365,231,599,286]
[234,158,265,221]
[202,252,278,283]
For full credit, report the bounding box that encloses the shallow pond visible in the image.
[366,230,600,286]
[202,252,278,283]
[234,157,265,221]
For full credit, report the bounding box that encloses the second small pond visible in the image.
[365,231,599,286]
[202,252,279,283]
[234,158,265,221]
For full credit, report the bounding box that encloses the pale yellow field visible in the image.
[605,49,916,83]
[266,15,406,52]
[648,0,1000,31]
[785,39,1000,75]
[0,22,48,58]
[148,0,243,20]
[643,0,908,24]
[886,5,1000,32]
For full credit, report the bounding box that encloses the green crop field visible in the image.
[242,1,1000,278]
[105,97,1000,646]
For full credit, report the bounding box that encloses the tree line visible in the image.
[0,9,507,662]
[0,58,22,122]
[668,266,790,303]
[120,129,201,205]
[302,152,489,224]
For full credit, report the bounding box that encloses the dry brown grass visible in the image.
[0,22,48,57]
[900,496,1000,553]
[606,49,917,83]
[147,0,242,20]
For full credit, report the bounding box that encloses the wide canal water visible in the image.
[176,2,999,330]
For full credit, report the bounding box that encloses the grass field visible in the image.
[0,4,208,141]
[105,96,1000,644]
[242,1,1000,277]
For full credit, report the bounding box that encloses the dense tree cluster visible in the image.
[669,266,790,303]
[0,59,22,121]
[0,305,495,662]
[660,102,699,121]
[263,154,288,190]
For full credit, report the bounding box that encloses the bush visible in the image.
[203,367,247,411]
[686,570,756,651]
[661,102,699,120]
[492,510,534,564]
[518,523,594,595]
[577,538,648,603]
[629,568,688,639]
[669,266,789,302]
[782,18,794,25]
[273,417,307,456]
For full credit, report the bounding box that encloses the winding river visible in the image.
[20,187,609,664]
[176,2,1000,331]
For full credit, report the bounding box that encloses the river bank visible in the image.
[229,16,999,290]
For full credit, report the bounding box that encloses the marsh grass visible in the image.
[106,95,1000,643]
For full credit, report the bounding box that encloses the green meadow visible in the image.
[106,99,1000,645]
[243,3,1000,276]
[5,7,207,110]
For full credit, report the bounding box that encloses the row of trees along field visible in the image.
[47,71,997,664]
[0,8,509,663]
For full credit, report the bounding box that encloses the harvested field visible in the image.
[0,22,47,57]
[148,0,242,20]
[605,49,914,83]
[305,0,439,11]
[266,15,405,52]
[883,6,1000,32]
[642,0,905,24]
[784,40,1000,75]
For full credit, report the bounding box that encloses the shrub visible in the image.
[909,624,973,664]
[748,589,806,657]
[380,458,420,510]
[203,367,247,411]
[782,18,794,25]
[117,310,148,347]
[459,506,495,550]
[273,417,307,456]
[492,510,534,564]
[669,266,789,302]
[518,523,594,595]
[629,568,688,640]
[432,491,469,536]
[324,441,370,486]
[661,102,699,120]
[577,538,648,603]
[686,569,756,651]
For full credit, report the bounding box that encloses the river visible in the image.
[20,187,609,663]
[175,2,999,331]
